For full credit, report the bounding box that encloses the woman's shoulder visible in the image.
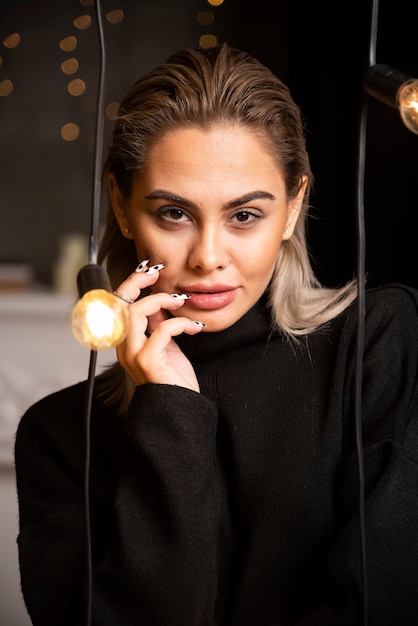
[363,282,418,327]
[340,282,418,345]
[333,282,418,322]
[324,282,418,350]
[22,381,88,416]
[365,282,418,309]
[16,381,90,442]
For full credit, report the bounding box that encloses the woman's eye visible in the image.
[159,207,187,221]
[232,210,259,224]
[235,211,251,222]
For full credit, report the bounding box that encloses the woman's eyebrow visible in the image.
[144,190,195,207]
[144,189,276,209]
[227,191,276,208]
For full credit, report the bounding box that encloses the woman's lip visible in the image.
[179,283,237,293]
[179,285,238,310]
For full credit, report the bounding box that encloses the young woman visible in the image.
[15,43,418,625]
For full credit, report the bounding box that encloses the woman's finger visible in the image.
[123,315,205,386]
[113,259,164,304]
[120,293,192,357]
[131,291,190,318]
[115,291,191,371]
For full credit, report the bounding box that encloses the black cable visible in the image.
[83,0,107,623]
[354,1,380,624]
[354,89,368,626]
[84,349,97,625]
[368,0,379,68]
[89,0,106,266]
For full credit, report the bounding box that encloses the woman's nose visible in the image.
[188,227,229,272]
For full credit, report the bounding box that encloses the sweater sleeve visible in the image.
[15,383,220,626]
[96,384,221,624]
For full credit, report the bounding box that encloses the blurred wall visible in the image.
[0,469,32,625]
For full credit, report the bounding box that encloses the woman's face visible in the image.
[110,124,306,332]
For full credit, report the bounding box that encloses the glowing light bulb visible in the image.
[363,64,418,135]
[71,264,129,350]
[398,80,418,135]
[72,288,129,350]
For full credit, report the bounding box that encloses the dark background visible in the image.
[1,0,417,289]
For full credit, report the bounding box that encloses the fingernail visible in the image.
[171,293,191,299]
[144,263,165,275]
[135,259,150,272]
[193,321,206,327]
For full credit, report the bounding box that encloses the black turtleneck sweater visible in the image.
[15,284,418,625]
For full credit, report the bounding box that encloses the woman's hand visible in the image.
[113,262,205,392]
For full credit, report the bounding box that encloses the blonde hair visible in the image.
[96,43,357,413]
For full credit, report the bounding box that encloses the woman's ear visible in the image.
[282,176,308,240]
[107,173,134,239]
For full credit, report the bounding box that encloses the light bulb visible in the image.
[398,80,418,135]
[71,288,129,350]
[363,64,418,134]
[71,263,129,350]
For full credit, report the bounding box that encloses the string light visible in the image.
[70,2,129,352]
[363,64,418,135]
[72,288,129,350]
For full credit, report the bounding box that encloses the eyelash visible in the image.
[155,207,262,226]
